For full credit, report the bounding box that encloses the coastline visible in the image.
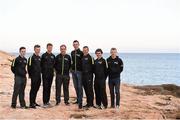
[0,50,179,119]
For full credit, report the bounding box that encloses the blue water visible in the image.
[11,53,180,85]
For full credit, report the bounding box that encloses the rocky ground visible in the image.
[0,50,180,119]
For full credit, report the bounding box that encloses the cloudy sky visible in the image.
[0,0,179,53]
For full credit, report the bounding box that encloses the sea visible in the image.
[11,52,180,86]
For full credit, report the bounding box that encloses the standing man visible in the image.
[28,45,41,108]
[54,44,71,106]
[41,43,55,107]
[94,48,108,109]
[82,46,94,108]
[71,40,83,109]
[11,47,28,109]
[107,48,123,109]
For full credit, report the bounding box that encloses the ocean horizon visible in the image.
[10,52,180,86]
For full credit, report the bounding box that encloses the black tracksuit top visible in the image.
[94,57,108,80]
[54,54,71,75]
[11,55,27,78]
[71,48,83,71]
[41,52,55,75]
[107,56,123,79]
[27,53,41,77]
[82,54,94,73]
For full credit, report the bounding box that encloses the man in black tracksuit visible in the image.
[82,46,94,108]
[71,40,84,109]
[28,45,41,108]
[54,45,71,106]
[94,49,108,109]
[41,43,55,107]
[11,47,28,109]
[107,48,123,109]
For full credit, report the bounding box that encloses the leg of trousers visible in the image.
[12,76,26,107]
[62,75,70,103]
[114,82,120,106]
[109,78,121,106]
[42,74,53,104]
[30,75,41,105]
[109,82,115,107]
[82,73,94,106]
[55,74,63,103]
[72,71,83,106]
[94,81,101,106]
[100,80,108,107]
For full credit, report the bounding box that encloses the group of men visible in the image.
[11,40,124,110]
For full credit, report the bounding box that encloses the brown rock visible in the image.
[0,50,179,119]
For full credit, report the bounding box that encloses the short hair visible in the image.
[110,47,117,51]
[47,43,53,48]
[95,48,103,54]
[34,44,40,49]
[60,44,67,49]
[73,40,79,44]
[83,46,89,50]
[19,47,26,52]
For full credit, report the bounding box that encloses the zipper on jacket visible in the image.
[75,51,77,72]
[61,56,64,75]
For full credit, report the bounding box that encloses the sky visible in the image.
[0,0,179,53]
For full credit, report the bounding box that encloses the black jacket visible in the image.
[11,55,27,77]
[94,57,108,80]
[41,52,55,75]
[107,56,123,79]
[27,54,41,77]
[82,54,94,73]
[71,48,83,71]
[54,54,71,76]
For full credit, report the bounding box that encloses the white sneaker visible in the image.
[95,105,102,109]
[116,105,120,109]
[43,104,49,108]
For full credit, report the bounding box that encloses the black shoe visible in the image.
[29,104,36,109]
[65,102,70,106]
[11,105,16,109]
[104,106,107,109]
[73,101,78,104]
[35,103,40,107]
[88,105,94,108]
[83,104,89,108]
[83,104,92,109]
[79,104,82,109]
[20,106,28,109]
[29,105,36,109]
[93,105,97,108]
[56,102,60,106]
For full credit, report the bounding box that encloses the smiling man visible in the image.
[71,40,84,109]
[54,44,71,106]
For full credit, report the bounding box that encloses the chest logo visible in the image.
[98,61,102,64]
[76,54,80,57]
[51,56,54,59]
[64,58,69,61]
